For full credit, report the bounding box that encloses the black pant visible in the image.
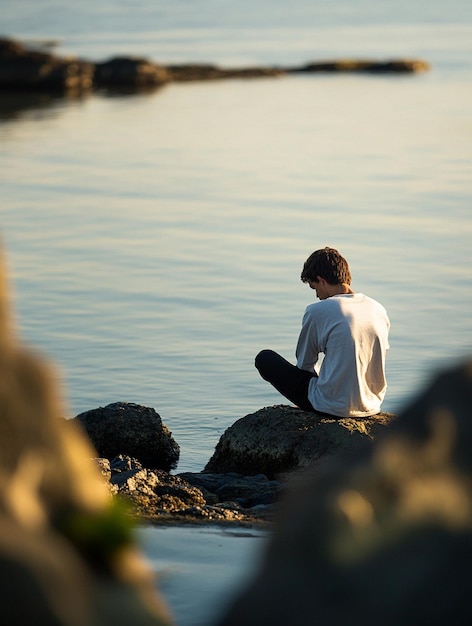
[255,349,318,413]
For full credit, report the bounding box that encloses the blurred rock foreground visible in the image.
[0,247,173,625]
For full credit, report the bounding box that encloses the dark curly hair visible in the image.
[300,247,352,285]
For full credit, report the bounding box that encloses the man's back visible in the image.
[296,293,390,417]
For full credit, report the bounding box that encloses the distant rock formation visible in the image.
[215,359,472,626]
[75,402,180,472]
[0,36,430,93]
[165,64,285,81]
[292,58,430,73]
[0,37,94,90]
[205,405,395,478]
[94,57,170,87]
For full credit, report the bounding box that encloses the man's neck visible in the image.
[328,283,354,297]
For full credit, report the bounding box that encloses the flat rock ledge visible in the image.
[91,405,395,527]
[0,37,430,92]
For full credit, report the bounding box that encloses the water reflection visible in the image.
[0,91,82,123]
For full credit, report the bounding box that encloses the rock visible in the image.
[94,57,170,88]
[95,457,112,481]
[165,64,284,82]
[112,465,206,511]
[75,402,180,471]
[291,58,431,73]
[0,37,430,95]
[215,359,472,626]
[178,472,280,508]
[97,456,278,525]
[0,245,173,625]
[205,405,395,478]
[0,37,94,90]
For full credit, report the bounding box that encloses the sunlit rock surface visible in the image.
[96,455,278,526]
[205,405,395,478]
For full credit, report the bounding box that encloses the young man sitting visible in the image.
[255,247,390,417]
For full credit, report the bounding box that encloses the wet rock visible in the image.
[96,456,278,525]
[205,405,395,478]
[179,472,280,508]
[75,402,180,471]
[112,465,206,511]
[216,360,472,626]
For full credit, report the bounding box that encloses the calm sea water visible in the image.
[1,2,472,625]
[1,1,471,477]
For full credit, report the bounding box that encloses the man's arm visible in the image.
[295,309,320,372]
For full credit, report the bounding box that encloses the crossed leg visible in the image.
[255,349,317,413]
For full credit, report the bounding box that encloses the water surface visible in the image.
[1,1,471,475]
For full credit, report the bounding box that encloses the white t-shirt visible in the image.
[296,293,390,417]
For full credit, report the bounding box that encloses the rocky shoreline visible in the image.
[75,401,396,528]
[0,36,430,93]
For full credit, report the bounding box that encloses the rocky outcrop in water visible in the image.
[292,58,430,73]
[75,402,180,472]
[216,359,472,626]
[94,57,170,87]
[0,36,431,93]
[165,64,285,81]
[0,37,94,90]
[85,405,395,526]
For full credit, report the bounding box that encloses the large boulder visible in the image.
[205,406,395,478]
[216,359,472,626]
[75,402,180,471]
